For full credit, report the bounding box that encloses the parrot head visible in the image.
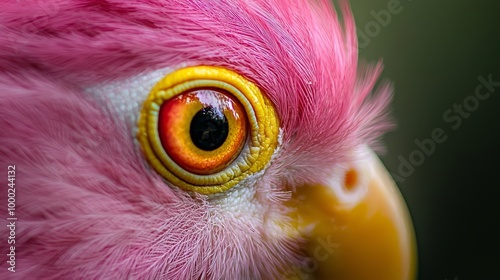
[0,0,415,279]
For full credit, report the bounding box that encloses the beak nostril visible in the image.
[343,168,358,191]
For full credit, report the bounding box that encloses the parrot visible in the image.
[0,0,416,279]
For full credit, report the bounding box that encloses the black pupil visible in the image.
[190,106,229,151]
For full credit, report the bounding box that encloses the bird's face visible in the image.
[0,0,415,279]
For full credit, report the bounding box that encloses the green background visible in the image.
[349,0,500,279]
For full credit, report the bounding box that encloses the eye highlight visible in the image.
[137,66,279,194]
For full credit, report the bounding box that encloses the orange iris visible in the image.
[158,88,247,175]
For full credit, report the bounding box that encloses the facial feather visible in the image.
[0,72,300,279]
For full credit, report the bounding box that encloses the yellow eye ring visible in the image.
[137,66,280,194]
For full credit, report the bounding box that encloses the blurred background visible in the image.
[349,0,500,279]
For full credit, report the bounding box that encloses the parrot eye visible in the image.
[157,88,247,175]
[137,66,279,194]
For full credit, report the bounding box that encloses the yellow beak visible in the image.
[289,147,416,279]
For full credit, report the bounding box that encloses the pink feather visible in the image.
[0,0,392,278]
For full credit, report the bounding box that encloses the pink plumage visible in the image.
[0,0,392,278]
